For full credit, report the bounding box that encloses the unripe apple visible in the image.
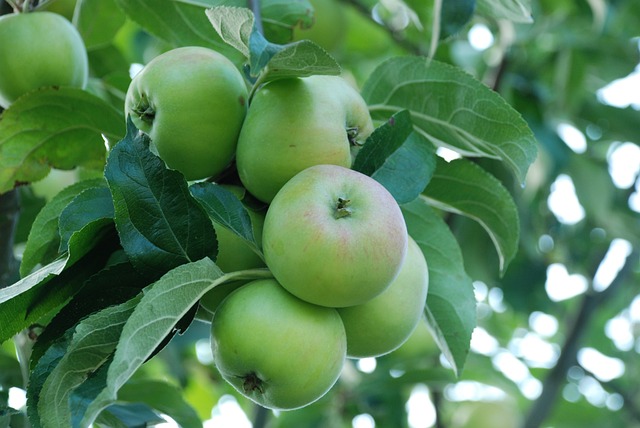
[339,236,429,358]
[236,75,374,203]
[125,47,248,181]
[211,279,347,410]
[0,11,88,108]
[262,164,408,308]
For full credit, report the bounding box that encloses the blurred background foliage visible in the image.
[1,0,639,427]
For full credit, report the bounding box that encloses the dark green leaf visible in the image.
[441,0,476,39]
[402,198,475,377]
[58,186,115,253]
[0,230,119,343]
[422,158,520,274]
[0,88,124,193]
[190,182,260,256]
[20,178,107,278]
[353,110,436,204]
[104,119,217,279]
[30,262,147,368]
[361,57,538,185]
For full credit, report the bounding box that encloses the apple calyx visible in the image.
[131,93,156,125]
[335,197,353,219]
[347,126,362,146]
[241,372,265,394]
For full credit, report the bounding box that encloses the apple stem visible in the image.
[335,197,353,219]
[242,372,265,394]
[132,93,155,125]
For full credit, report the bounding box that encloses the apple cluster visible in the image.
[121,45,431,410]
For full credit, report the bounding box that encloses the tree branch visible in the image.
[523,250,639,428]
[0,189,20,289]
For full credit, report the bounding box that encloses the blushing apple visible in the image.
[262,164,408,308]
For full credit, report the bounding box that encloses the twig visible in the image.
[0,189,20,289]
[252,404,269,428]
[522,250,639,428]
[247,0,263,35]
[428,0,442,59]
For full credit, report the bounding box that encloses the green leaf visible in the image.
[76,0,127,49]
[117,379,202,428]
[37,296,141,428]
[113,0,240,60]
[402,199,475,377]
[58,186,115,253]
[205,6,253,58]
[104,119,217,279]
[78,260,270,426]
[190,182,260,257]
[79,258,224,426]
[20,178,106,278]
[0,87,124,193]
[353,110,436,204]
[205,6,339,79]
[27,329,74,428]
[203,0,313,44]
[256,39,341,81]
[476,0,533,23]
[441,0,476,39]
[422,158,520,274]
[0,231,119,343]
[361,57,538,185]
[30,262,147,368]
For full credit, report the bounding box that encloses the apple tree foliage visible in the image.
[0,0,638,427]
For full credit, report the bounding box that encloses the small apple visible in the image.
[200,186,266,315]
[210,278,347,410]
[338,236,429,358]
[0,11,88,108]
[236,75,373,203]
[125,46,248,181]
[262,164,408,308]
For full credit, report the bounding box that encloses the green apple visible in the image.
[0,11,88,108]
[263,164,408,308]
[338,236,429,358]
[292,0,347,51]
[125,46,248,181]
[236,75,373,203]
[200,186,266,315]
[210,278,347,410]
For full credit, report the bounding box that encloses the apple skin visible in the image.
[338,236,429,358]
[262,164,408,308]
[200,187,266,315]
[125,46,248,181]
[235,75,374,203]
[210,278,347,410]
[0,11,88,108]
